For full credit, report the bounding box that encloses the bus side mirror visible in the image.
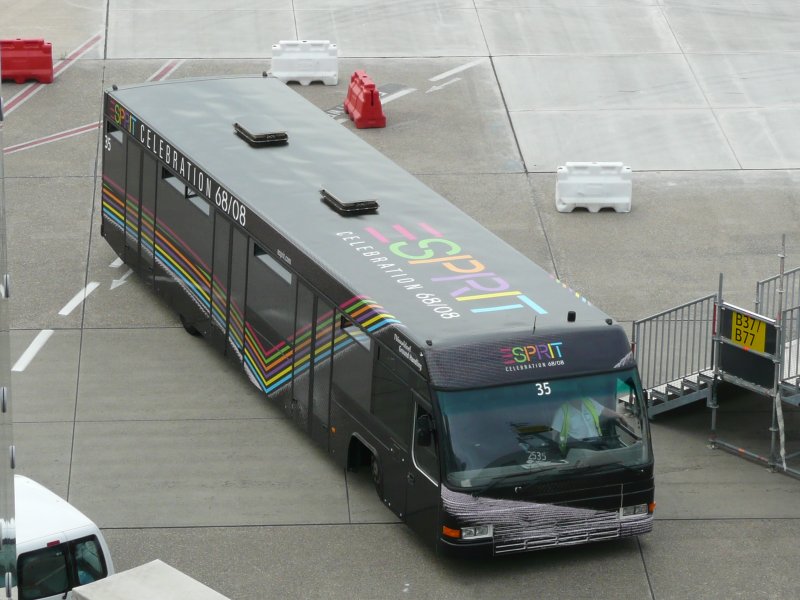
[416,414,433,447]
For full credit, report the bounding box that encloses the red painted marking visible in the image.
[3,122,100,155]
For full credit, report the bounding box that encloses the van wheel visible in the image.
[370,453,384,500]
[179,314,202,337]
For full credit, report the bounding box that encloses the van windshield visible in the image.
[437,369,650,489]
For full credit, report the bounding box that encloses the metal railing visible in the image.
[632,294,716,391]
[756,266,800,319]
[781,305,800,383]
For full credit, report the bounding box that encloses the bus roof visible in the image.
[105,76,629,385]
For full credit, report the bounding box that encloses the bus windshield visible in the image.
[438,369,650,489]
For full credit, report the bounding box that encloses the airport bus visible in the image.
[100,74,654,555]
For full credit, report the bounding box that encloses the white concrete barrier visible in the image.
[555,162,632,213]
[270,40,338,86]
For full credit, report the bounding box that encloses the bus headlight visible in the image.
[461,525,493,540]
[620,503,648,518]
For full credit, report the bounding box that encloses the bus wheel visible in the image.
[370,453,384,500]
[179,314,202,337]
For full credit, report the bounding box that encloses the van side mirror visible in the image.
[416,414,434,447]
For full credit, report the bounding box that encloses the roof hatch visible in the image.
[320,188,379,215]
[233,115,288,146]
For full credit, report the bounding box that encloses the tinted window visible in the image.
[414,404,439,482]
[18,545,69,600]
[228,228,248,356]
[18,536,109,600]
[332,314,372,411]
[372,359,414,446]
[312,300,335,426]
[74,537,107,585]
[103,121,125,185]
[140,153,157,267]
[125,138,142,250]
[246,244,297,345]
[156,167,213,307]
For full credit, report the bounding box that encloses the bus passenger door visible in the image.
[209,216,231,354]
[371,357,413,519]
[124,138,142,271]
[379,436,409,520]
[225,226,248,365]
[310,299,334,450]
[292,282,315,431]
[405,401,442,549]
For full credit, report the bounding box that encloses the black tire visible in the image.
[370,452,384,500]
[179,313,203,337]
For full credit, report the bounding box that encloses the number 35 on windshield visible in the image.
[536,382,551,396]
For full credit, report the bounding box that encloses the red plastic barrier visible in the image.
[1,38,54,84]
[343,70,386,129]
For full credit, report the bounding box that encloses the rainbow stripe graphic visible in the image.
[243,296,399,396]
[102,181,400,398]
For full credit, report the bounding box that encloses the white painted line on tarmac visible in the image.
[58,282,100,316]
[334,87,417,123]
[110,269,133,290]
[12,330,54,372]
[4,31,104,115]
[428,59,483,82]
[109,257,124,268]
[425,77,461,94]
[380,88,416,104]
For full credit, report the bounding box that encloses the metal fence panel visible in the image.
[781,306,800,382]
[756,266,800,318]
[632,294,716,390]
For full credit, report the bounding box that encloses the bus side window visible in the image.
[413,403,439,483]
[18,545,69,600]
[331,314,372,412]
[371,358,414,446]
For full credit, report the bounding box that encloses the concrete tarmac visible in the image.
[3,1,800,598]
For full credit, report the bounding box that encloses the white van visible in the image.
[14,475,114,600]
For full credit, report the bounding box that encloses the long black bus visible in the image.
[100,75,654,556]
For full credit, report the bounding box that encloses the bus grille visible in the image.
[495,513,641,554]
[441,486,653,555]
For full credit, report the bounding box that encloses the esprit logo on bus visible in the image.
[106,98,247,227]
[500,342,565,372]
[108,98,137,135]
[365,222,548,319]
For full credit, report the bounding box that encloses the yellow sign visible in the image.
[730,310,767,353]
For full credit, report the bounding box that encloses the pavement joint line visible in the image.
[11,329,54,372]
[59,282,100,316]
[428,58,483,82]
[4,31,104,115]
